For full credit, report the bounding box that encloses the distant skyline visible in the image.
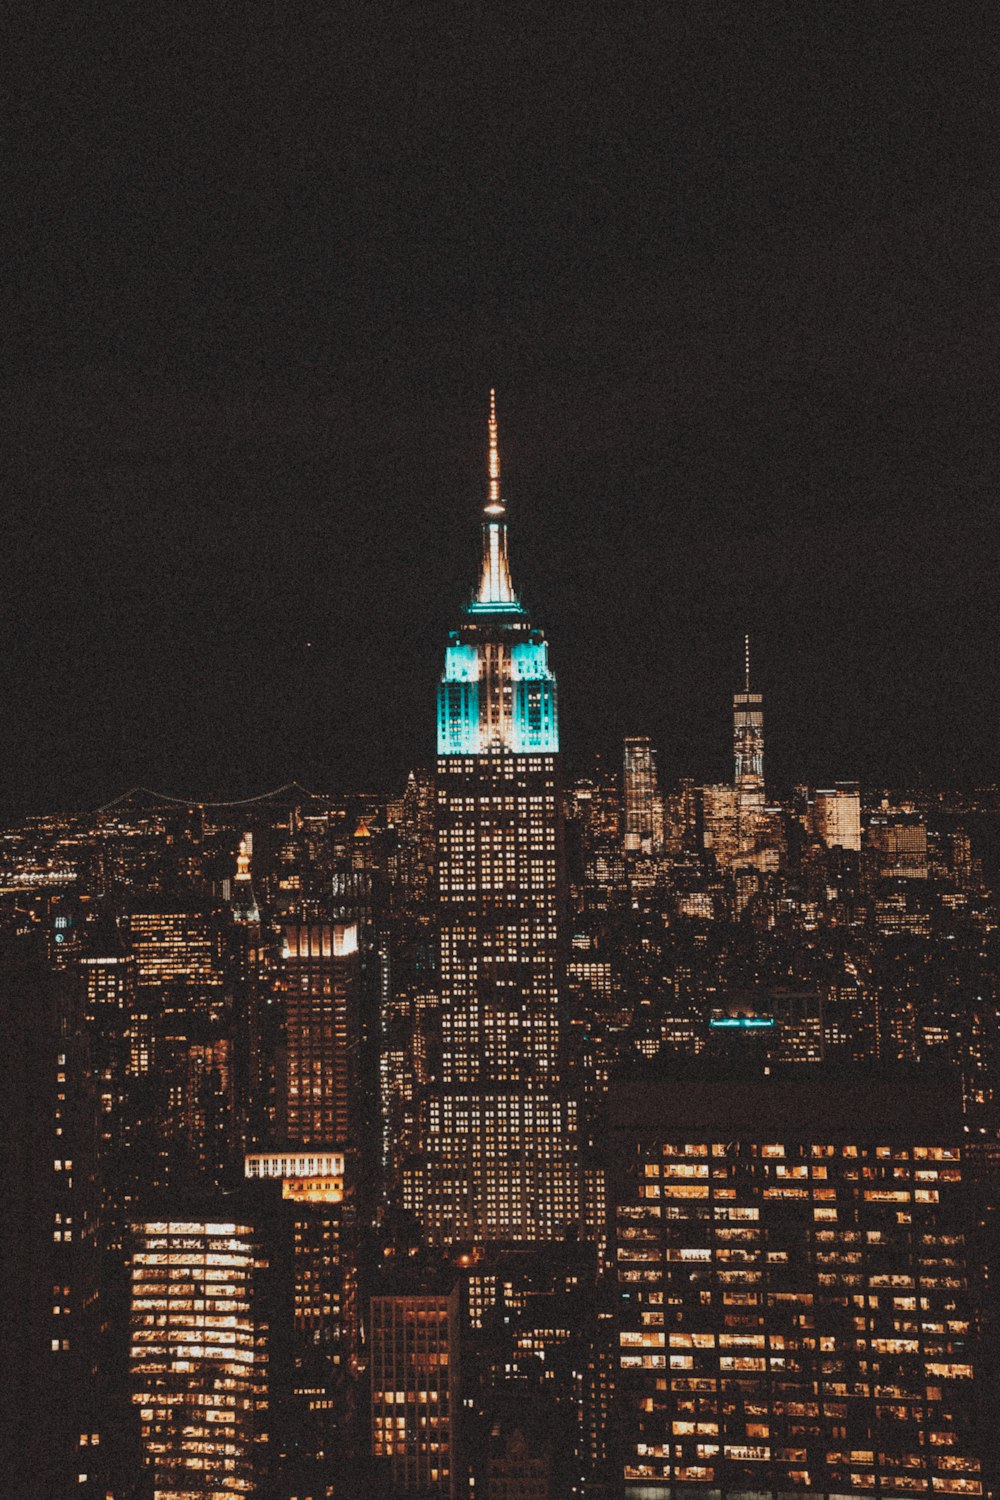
[5,6,998,813]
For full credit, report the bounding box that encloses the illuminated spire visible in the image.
[472,388,520,611]
[232,832,259,924]
[744,633,751,692]
[485,386,504,516]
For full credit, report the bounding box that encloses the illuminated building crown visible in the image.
[232,832,260,924]
[437,391,558,756]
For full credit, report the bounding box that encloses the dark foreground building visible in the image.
[2,953,129,1497]
[610,1069,990,1500]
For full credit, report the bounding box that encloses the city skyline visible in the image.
[1,382,995,815]
[8,10,1000,1497]
[6,8,999,813]
[6,386,992,820]
[7,371,1000,1498]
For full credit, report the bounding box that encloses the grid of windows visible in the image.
[416,416,589,1247]
[130,1221,268,1497]
[279,923,359,1149]
[126,911,223,989]
[370,1291,459,1497]
[404,1092,582,1241]
[406,750,583,1244]
[614,1098,985,1499]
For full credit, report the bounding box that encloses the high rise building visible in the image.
[227,834,268,1161]
[571,752,623,848]
[243,1148,360,1495]
[254,922,363,1491]
[78,917,138,1256]
[404,392,585,1244]
[231,832,261,925]
[624,736,658,855]
[394,768,437,909]
[370,1285,461,1497]
[278,922,360,1148]
[700,784,739,869]
[868,810,930,880]
[733,635,765,815]
[610,1070,988,1500]
[462,1240,616,1495]
[813,782,862,852]
[130,1218,269,1498]
[118,903,233,1192]
[2,955,112,1498]
[124,905,224,995]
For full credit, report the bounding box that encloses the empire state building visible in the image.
[403,392,587,1244]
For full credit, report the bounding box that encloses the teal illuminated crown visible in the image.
[436,392,558,755]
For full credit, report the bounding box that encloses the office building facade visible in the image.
[624,737,659,856]
[370,1287,461,1496]
[278,921,360,1148]
[813,784,862,852]
[130,1219,268,1497]
[611,1074,987,1500]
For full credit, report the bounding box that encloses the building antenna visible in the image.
[486,387,503,512]
[744,633,751,693]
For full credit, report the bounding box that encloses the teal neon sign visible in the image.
[709,1016,775,1029]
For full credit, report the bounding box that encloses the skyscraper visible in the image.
[868,809,930,880]
[623,736,658,855]
[370,1285,461,1496]
[278,921,360,1149]
[230,832,261,926]
[700,783,740,869]
[733,635,765,815]
[404,392,584,1244]
[124,905,225,995]
[3,958,109,1498]
[78,918,138,1257]
[119,902,233,1191]
[235,913,365,1495]
[813,782,862,852]
[130,1218,268,1497]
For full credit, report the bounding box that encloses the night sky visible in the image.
[5,3,999,814]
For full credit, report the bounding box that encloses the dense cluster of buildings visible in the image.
[6,397,1000,1498]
